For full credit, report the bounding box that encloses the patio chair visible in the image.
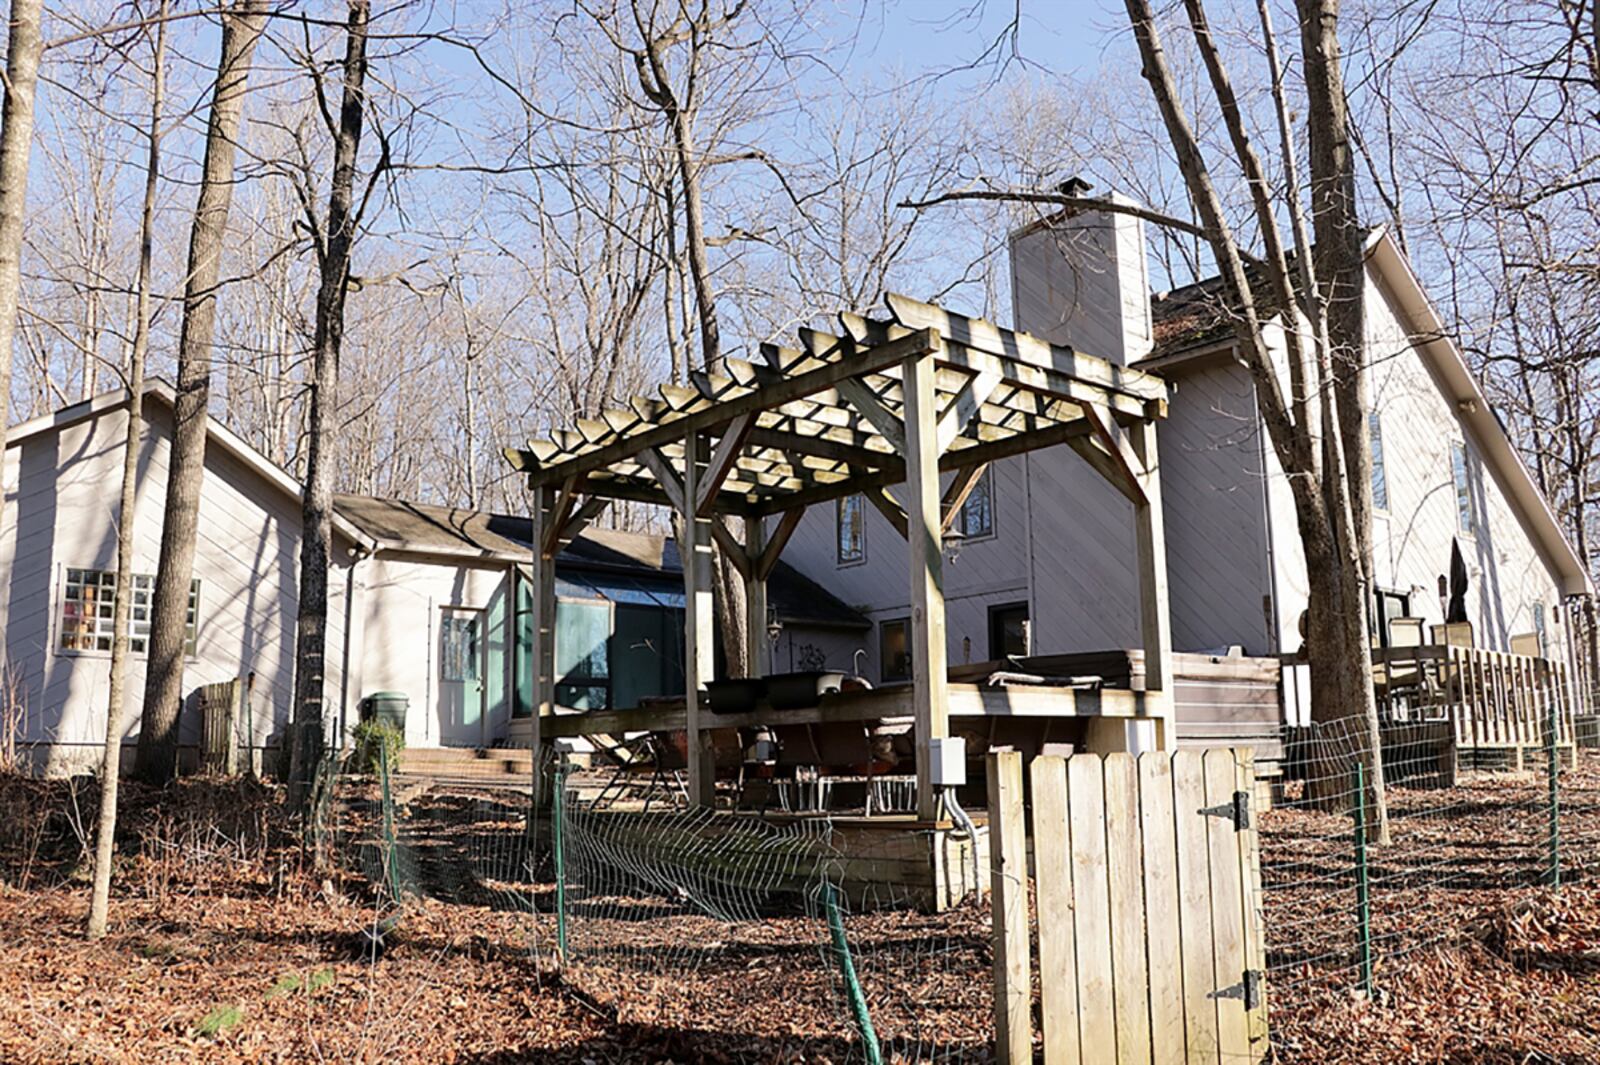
[1382,617,1432,714]
[1431,621,1475,648]
[1509,632,1542,658]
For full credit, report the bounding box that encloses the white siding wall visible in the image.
[778,459,1032,682]
[1159,360,1277,653]
[0,401,353,775]
[770,625,869,676]
[356,554,515,748]
[1008,199,1152,366]
[776,361,1279,669]
[1265,272,1566,654]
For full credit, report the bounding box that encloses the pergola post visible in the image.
[903,345,950,821]
[528,485,558,795]
[681,430,716,805]
[1132,417,1174,750]
[745,517,768,678]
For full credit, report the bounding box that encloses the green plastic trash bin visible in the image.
[360,691,409,734]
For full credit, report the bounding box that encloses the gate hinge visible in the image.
[1198,789,1251,831]
[1209,969,1264,1010]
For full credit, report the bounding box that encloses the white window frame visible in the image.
[1451,439,1480,537]
[1368,410,1389,513]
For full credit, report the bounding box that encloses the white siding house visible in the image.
[0,384,865,775]
[0,385,359,775]
[779,195,1592,691]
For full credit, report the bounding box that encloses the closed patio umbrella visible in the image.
[1446,538,1470,624]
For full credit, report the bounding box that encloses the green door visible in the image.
[439,607,484,746]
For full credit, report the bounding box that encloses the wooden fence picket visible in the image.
[1234,750,1270,1051]
[1069,754,1118,1057]
[987,750,1031,1065]
[1138,752,1187,1065]
[1172,750,1221,1060]
[1104,753,1153,1065]
[1031,755,1082,1065]
[1204,749,1251,1061]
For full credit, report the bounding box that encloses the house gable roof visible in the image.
[333,493,870,630]
[5,380,373,550]
[1365,231,1593,596]
[1130,232,1593,596]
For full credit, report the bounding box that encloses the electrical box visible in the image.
[928,736,967,787]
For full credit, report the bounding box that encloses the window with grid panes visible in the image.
[60,568,199,655]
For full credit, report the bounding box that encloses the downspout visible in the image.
[338,544,371,749]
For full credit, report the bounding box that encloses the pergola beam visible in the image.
[508,292,1176,817]
[757,506,806,581]
[941,463,990,533]
[937,367,1001,453]
[508,327,941,487]
[834,376,907,454]
[696,413,754,515]
[902,347,949,822]
[864,483,910,540]
[680,431,716,805]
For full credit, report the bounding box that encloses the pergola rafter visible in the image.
[507,293,1174,817]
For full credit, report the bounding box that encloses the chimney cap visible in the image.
[1056,176,1095,198]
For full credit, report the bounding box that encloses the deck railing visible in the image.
[1372,644,1579,752]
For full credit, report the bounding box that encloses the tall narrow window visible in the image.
[880,618,911,683]
[837,494,865,564]
[554,599,611,711]
[1368,410,1388,511]
[959,466,995,540]
[1533,602,1547,657]
[1451,441,1478,534]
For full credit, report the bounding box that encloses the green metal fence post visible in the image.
[1547,670,1561,889]
[1353,760,1373,995]
[824,882,882,1065]
[553,762,569,963]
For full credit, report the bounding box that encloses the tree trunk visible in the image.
[1297,0,1374,592]
[89,1,166,941]
[0,0,43,458]
[136,0,269,784]
[1127,0,1388,837]
[668,106,721,374]
[287,0,370,811]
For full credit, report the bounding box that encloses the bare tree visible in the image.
[89,0,166,940]
[0,0,44,457]
[287,0,373,808]
[136,0,270,784]
[1124,0,1388,831]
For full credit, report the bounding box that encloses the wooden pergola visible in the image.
[505,293,1173,819]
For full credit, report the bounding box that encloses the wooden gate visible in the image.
[988,748,1268,1064]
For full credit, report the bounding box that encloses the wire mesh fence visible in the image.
[549,754,993,1063]
[297,715,1598,1062]
[311,745,548,967]
[308,746,992,1062]
[1260,710,1570,1010]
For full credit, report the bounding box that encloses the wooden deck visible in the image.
[1370,643,1582,755]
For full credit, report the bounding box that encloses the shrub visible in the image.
[349,720,404,775]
